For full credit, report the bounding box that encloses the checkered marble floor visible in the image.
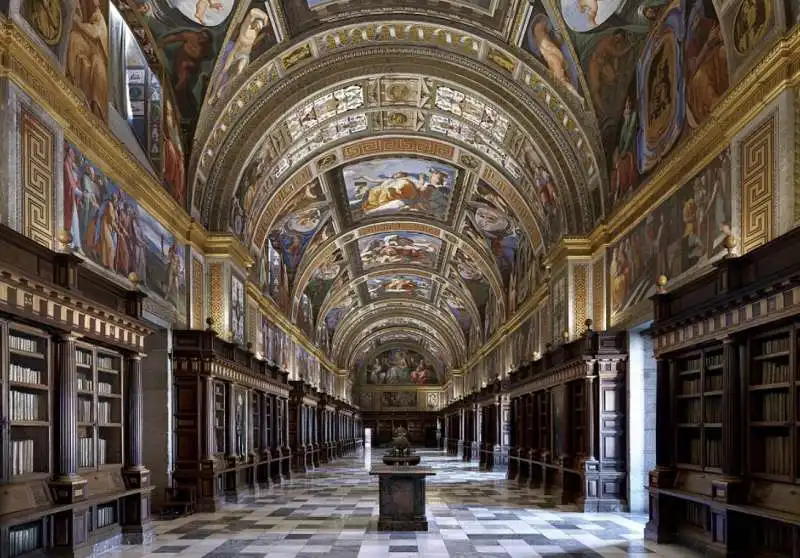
[112,449,700,558]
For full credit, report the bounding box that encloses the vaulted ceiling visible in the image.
[116,0,733,379]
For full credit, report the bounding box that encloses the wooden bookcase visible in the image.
[504,330,627,511]
[645,227,800,557]
[0,225,153,558]
[6,325,51,481]
[672,346,723,471]
[171,328,291,512]
[75,344,124,471]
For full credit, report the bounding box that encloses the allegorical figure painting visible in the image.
[637,2,686,174]
[208,2,277,104]
[733,0,773,55]
[67,0,109,121]
[609,79,640,206]
[303,252,343,317]
[684,0,729,129]
[367,275,433,300]
[63,142,186,312]
[453,249,491,326]
[163,100,187,206]
[343,157,456,222]
[173,0,235,26]
[267,181,330,284]
[357,232,441,270]
[611,148,731,315]
[365,349,440,385]
[562,0,625,32]
[524,10,582,97]
[467,181,521,286]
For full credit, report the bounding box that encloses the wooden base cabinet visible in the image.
[0,226,153,558]
[171,329,290,513]
[646,228,800,557]
[505,330,628,512]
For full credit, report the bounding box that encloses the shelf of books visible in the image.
[570,381,586,463]
[5,324,51,480]
[76,344,123,471]
[672,346,722,472]
[214,382,226,454]
[252,392,261,455]
[747,328,794,480]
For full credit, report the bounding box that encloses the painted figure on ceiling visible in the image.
[587,30,634,118]
[685,0,728,127]
[610,94,639,204]
[531,15,570,89]
[67,0,109,120]
[210,7,273,103]
[193,0,224,24]
[163,100,186,205]
[159,28,214,118]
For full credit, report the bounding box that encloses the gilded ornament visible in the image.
[27,0,63,46]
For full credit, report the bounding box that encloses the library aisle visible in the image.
[106,450,699,558]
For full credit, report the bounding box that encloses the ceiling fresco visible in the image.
[106,0,765,378]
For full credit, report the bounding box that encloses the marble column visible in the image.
[50,333,87,503]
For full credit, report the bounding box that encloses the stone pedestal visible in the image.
[370,466,436,531]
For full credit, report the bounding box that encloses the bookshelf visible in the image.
[570,380,586,465]
[0,224,153,558]
[171,329,291,512]
[501,331,628,512]
[214,382,226,454]
[645,227,800,556]
[76,345,124,471]
[252,392,261,455]
[747,329,793,480]
[6,325,51,479]
[673,346,722,471]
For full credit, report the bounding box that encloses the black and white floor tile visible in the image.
[112,450,700,558]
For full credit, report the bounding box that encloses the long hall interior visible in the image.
[0,0,798,556]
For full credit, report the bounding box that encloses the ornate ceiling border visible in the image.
[348,330,452,371]
[291,218,505,318]
[332,300,466,364]
[190,22,604,233]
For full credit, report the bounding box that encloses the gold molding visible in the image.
[602,28,800,247]
[247,282,341,375]
[740,116,775,253]
[0,23,197,246]
[205,233,254,271]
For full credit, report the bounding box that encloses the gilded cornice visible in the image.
[347,326,452,368]
[332,302,465,364]
[246,281,341,375]
[205,233,254,271]
[0,23,193,245]
[346,322,455,365]
[603,28,800,246]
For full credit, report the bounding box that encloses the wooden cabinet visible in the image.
[0,225,153,558]
[645,227,800,557]
[504,331,627,512]
[171,329,291,512]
